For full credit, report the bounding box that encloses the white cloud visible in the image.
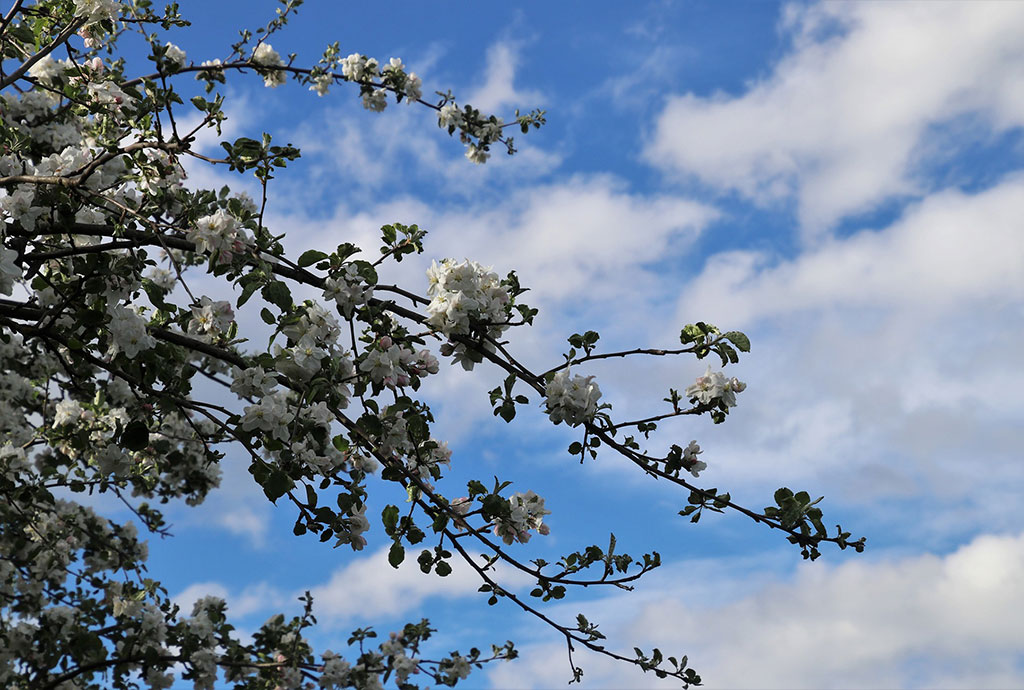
[675,174,1024,327]
[172,547,532,627]
[488,532,1024,689]
[310,546,531,624]
[645,1,1024,232]
[172,581,286,618]
[465,40,544,113]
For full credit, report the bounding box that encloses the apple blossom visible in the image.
[545,369,602,426]
[252,42,287,87]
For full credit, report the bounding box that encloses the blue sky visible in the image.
[123,1,1024,687]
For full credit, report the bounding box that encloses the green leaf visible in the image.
[121,421,149,451]
[261,469,294,503]
[237,279,261,308]
[261,281,292,312]
[298,249,328,267]
[382,505,399,534]
[723,331,751,352]
[388,542,405,568]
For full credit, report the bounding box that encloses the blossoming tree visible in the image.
[0,1,865,688]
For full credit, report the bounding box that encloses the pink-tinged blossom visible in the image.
[187,209,250,261]
[682,440,706,477]
[685,365,746,407]
[493,490,551,545]
[188,297,234,338]
[359,344,404,387]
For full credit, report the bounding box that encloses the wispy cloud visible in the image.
[171,546,532,628]
[644,2,1024,233]
[465,40,544,113]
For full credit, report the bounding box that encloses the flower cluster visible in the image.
[436,104,507,164]
[74,0,120,26]
[358,336,439,390]
[188,297,234,339]
[276,301,356,384]
[251,42,287,87]
[685,365,747,408]
[187,208,252,262]
[425,259,512,369]
[544,369,602,426]
[323,263,374,317]
[339,53,423,110]
[107,305,157,359]
[240,390,291,441]
[493,491,551,545]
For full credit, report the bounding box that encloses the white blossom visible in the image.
[188,297,234,338]
[319,651,351,688]
[438,103,463,128]
[403,73,422,102]
[682,440,706,477]
[362,88,388,112]
[0,247,21,295]
[230,366,277,399]
[340,53,378,82]
[28,56,63,84]
[108,305,157,359]
[310,73,333,96]
[493,490,550,545]
[87,81,133,110]
[188,209,250,261]
[252,43,287,87]
[54,399,84,427]
[465,143,489,164]
[163,43,187,68]
[685,365,746,407]
[74,0,121,25]
[323,264,373,317]
[545,369,601,426]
